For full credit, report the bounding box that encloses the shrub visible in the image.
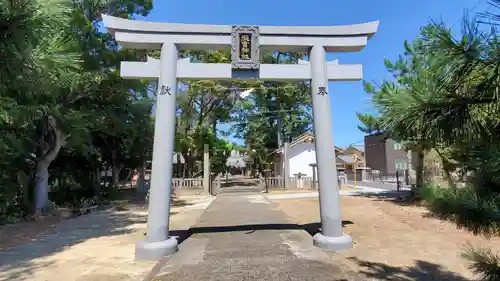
[421,184,500,280]
[462,244,500,281]
[420,184,500,236]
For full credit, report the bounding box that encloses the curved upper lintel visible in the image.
[101,14,379,39]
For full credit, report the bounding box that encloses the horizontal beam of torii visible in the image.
[121,57,362,81]
[102,15,378,52]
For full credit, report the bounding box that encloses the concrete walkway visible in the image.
[151,187,362,281]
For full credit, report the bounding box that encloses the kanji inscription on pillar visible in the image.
[159,85,171,96]
[318,86,328,96]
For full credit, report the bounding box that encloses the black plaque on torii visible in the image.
[231,26,260,71]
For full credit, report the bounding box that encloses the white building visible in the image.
[271,132,344,177]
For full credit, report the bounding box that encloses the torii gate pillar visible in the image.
[135,43,180,259]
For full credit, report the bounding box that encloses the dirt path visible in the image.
[274,194,500,280]
[0,195,214,281]
[0,212,73,251]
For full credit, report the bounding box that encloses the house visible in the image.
[225,150,253,175]
[364,133,417,175]
[335,145,371,181]
[225,150,247,168]
[270,132,344,178]
[337,145,366,169]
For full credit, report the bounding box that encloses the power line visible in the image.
[340,139,364,149]
[348,139,365,146]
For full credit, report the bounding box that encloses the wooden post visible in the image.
[210,172,219,195]
[353,168,356,185]
[263,169,270,193]
[396,171,400,191]
[203,144,210,194]
[283,142,291,189]
[310,163,317,190]
[353,155,359,185]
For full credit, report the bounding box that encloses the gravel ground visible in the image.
[275,194,500,281]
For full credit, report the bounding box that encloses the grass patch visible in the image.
[420,184,500,237]
[420,184,500,281]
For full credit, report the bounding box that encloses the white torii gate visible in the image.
[102,14,378,260]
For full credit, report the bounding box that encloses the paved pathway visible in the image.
[151,186,362,281]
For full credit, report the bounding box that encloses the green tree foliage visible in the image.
[0,1,314,223]
[0,0,154,220]
[1,0,84,216]
[360,33,445,190]
[231,52,312,160]
[361,2,500,278]
[172,51,312,176]
[355,112,383,135]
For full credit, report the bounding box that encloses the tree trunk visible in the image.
[137,165,147,194]
[407,150,413,171]
[212,120,217,135]
[111,149,119,188]
[176,153,182,178]
[93,167,102,201]
[111,163,122,189]
[186,153,194,177]
[34,161,50,211]
[34,120,65,213]
[111,163,117,187]
[413,147,425,198]
[18,171,32,213]
[434,148,456,188]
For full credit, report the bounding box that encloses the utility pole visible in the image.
[273,52,291,189]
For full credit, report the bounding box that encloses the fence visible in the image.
[145,174,221,201]
[142,177,206,190]
[260,176,315,189]
[368,171,407,183]
[172,178,203,189]
[260,176,284,189]
[259,175,346,190]
[365,170,409,190]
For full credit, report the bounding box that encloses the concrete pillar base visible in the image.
[135,237,178,260]
[313,233,353,251]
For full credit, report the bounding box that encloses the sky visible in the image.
[134,0,491,148]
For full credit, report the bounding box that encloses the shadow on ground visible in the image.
[0,194,158,280]
[111,189,195,208]
[171,199,195,208]
[350,257,473,281]
[351,191,419,207]
[168,221,354,244]
[220,181,260,188]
